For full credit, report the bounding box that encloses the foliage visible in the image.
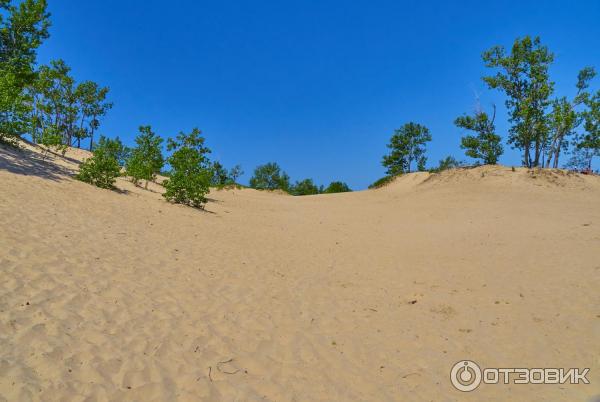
[0,0,50,143]
[368,175,397,189]
[211,162,244,187]
[75,136,125,188]
[228,164,243,183]
[210,161,228,186]
[428,156,465,173]
[290,178,320,195]
[455,106,503,164]
[545,97,577,168]
[162,128,212,208]
[323,181,351,193]
[382,122,431,174]
[482,36,554,168]
[27,60,112,150]
[126,125,164,187]
[249,162,290,191]
[572,68,599,170]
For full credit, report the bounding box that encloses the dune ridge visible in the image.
[1,143,599,401]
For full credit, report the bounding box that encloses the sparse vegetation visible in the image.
[429,156,465,173]
[368,175,397,189]
[2,0,599,205]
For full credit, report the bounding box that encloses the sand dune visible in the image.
[1,143,599,401]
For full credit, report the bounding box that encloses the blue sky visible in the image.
[37,0,600,189]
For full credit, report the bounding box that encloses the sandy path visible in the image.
[1,144,599,401]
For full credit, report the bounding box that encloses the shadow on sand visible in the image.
[0,143,76,182]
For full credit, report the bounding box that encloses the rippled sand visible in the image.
[1,143,599,401]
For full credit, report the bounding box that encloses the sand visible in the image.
[1,142,599,401]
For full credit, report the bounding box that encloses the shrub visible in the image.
[126,125,164,188]
[249,162,290,191]
[323,181,351,193]
[428,156,465,173]
[368,175,397,189]
[162,128,212,208]
[290,178,320,195]
[76,136,125,189]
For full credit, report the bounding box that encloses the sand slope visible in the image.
[1,143,599,401]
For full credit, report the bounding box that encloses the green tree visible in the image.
[323,181,351,193]
[126,125,164,188]
[482,36,554,168]
[210,161,229,186]
[545,97,577,168]
[574,79,599,171]
[73,81,112,149]
[0,0,50,143]
[382,122,431,174]
[76,136,125,189]
[455,105,503,164]
[249,162,290,191]
[29,60,73,150]
[211,162,244,186]
[163,128,212,208]
[228,164,243,184]
[290,178,320,195]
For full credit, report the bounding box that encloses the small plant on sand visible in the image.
[428,156,465,173]
[368,175,396,189]
[126,125,164,188]
[163,128,212,208]
[76,136,125,189]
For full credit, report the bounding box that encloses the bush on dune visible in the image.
[249,162,290,192]
[323,181,352,193]
[162,128,212,208]
[76,136,126,189]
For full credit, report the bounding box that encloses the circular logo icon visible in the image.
[450,360,482,392]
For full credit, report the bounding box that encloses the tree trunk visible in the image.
[553,145,561,169]
[533,140,541,167]
[545,144,553,168]
[524,147,531,168]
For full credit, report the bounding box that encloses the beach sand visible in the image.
[1,142,599,401]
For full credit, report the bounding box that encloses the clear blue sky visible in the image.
[37,0,600,189]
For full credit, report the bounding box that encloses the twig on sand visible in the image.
[207,366,213,382]
[217,358,241,375]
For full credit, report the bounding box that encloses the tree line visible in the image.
[0,1,111,151]
[1,2,598,208]
[378,36,599,186]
